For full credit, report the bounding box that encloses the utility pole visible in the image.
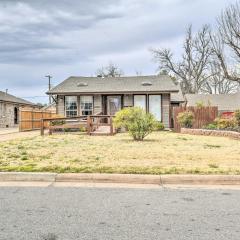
[45,75,52,104]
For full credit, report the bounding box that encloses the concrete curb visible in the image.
[1,172,240,185]
[161,175,240,185]
[56,173,161,184]
[0,172,57,182]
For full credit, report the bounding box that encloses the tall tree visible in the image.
[152,25,214,94]
[96,62,124,77]
[211,1,240,82]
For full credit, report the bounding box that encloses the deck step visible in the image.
[90,125,114,136]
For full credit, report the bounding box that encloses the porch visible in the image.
[40,115,116,136]
[56,93,171,128]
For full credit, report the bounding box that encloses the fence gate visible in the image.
[173,106,218,132]
[19,109,57,131]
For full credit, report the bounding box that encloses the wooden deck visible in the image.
[40,115,116,136]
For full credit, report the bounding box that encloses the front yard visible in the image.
[0,131,240,174]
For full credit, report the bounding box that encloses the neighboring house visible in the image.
[0,91,37,128]
[47,75,181,128]
[41,102,57,113]
[185,93,240,114]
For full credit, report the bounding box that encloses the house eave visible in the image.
[0,99,38,107]
[47,90,179,95]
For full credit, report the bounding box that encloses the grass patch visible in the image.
[0,132,240,174]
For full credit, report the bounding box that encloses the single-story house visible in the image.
[185,93,240,114]
[0,91,37,128]
[47,75,181,128]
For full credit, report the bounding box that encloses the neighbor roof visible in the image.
[185,93,240,111]
[47,75,179,94]
[0,91,36,106]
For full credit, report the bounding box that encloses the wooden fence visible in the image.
[19,109,57,131]
[173,106,218,132]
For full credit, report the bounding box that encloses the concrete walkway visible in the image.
[0,127,19,135]
[0,130,39,142]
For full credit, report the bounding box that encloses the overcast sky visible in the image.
[0,0,236,103]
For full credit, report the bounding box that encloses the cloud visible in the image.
[0,0,236,103]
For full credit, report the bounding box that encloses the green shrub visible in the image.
[204,123,218,130]
[155,122,165,131]
[113,107,158,141]
[234,110,240,126]
[196,101,204,108]
[79,126,87,132]
[177,111,194,128]
[51,120,66,126]
[214,117,237,129]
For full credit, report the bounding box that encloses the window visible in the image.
[65,96,78,117]
[80,96,93,115]
[134,95,146,111]
[149,95,162,121]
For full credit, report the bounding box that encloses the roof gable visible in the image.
[0,91,35,106]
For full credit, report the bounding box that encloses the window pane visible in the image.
[149,95,161,121]
[65,96,77,117]
[134,95,146,111]
[80,96,93,115]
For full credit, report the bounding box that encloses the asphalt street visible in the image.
[0,184,240,240]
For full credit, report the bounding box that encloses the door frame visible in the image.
[107,95,123,115]
[102,94,124,115]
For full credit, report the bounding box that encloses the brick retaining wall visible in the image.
[181,128,240,139]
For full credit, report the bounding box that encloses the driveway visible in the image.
[0,185,239,240]
[0,128,39,142]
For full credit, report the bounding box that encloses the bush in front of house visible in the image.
[113,107,158,141]
[51,120,66,126]
[234,109,240,126]
[214,117,237,130]
[155,122,165,131]
[203,123,218,130]
[177,111,194,128]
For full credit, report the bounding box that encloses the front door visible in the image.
[107,96,122,115]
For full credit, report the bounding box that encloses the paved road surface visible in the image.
[0,184,240,240]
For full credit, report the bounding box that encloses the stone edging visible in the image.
[181,128,240,139]
[1,172,240,185]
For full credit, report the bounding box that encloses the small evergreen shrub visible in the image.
[214,117,237,130]
[204,123,218,130]
[51,120,66,126]
[113,107,158,141]
[234,110,240,126]
[155,122,165,131]
[177,111,194,128]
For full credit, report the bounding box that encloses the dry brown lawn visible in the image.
[0,131,240,174]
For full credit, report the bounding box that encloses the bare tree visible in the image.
[152,25,214,94]
[211,1,240,82]
[96,62,124,77]
[201,59,240,94]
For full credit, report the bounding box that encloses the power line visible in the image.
[20,96,48,98]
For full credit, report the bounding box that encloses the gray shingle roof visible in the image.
[47,75,179,94]
[185,93,240,111]
[171,84,185,103]
[0,91,36,106]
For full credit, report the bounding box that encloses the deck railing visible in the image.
[40,115,115,136]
